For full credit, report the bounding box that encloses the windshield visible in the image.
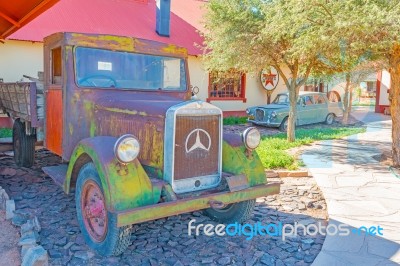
[272,94,289,104]
[75,47,187,91]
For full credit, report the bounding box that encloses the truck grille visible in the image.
[174,115,220,180]
[256,109,265,121]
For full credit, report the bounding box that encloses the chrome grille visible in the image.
[174,115,220,180]
[256,109,265,121]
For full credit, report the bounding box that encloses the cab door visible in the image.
[44,46,63,156]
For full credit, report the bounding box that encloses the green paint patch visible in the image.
[223,116,248,125]
[0,128,12,138]
[256,127,366,170]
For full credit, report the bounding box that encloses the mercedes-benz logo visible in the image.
[185,128,211,153]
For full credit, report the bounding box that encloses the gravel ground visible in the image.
[0,149,328,266]
[0,210,21,266]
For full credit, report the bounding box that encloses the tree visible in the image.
[301,0,400,166]
[313,66,378,125]
[202,0,330,142]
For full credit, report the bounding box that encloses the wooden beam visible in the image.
[0,10,21,27]
[1,0,59,38]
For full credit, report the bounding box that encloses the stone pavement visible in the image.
[0,149,327,266]
[302,112,400,265]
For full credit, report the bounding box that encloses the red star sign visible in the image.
[263,73,277,86]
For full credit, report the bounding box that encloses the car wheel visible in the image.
[203,199,255,224]
[75,163,133,256]
[325,113,334,125]
[279,117,288,132]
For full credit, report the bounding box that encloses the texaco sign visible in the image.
[260,67,279,91]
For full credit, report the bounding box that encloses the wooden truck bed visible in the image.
[0,82,44,127]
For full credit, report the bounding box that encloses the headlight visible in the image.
[242,127,261,150]
[270,111,277,118]
[246,108,251,114]
[114,134,140,163]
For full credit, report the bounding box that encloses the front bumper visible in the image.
[116,182,280,227]
[248,118,281,127]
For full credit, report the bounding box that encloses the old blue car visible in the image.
[246,92,343,131]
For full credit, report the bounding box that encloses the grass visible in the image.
[223,116,248,125]
[0,128,12,138]
[256,127,366,170]
[352,102,376,106]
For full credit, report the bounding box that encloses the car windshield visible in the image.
[75,47,187,91]
[272,94,289,104]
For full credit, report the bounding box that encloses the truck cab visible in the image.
[0,32,280,256]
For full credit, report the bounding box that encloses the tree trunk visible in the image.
[287,82,297,142]
[389,44,400,167]
[342,73,351,125]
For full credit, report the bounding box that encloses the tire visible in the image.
[13,119,35,167]
[203,199,256,224]
[279,116,288,132]
[325,113,334,125]
[75,163,133,256]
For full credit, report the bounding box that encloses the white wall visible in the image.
[380,70,390,106]
[188,56,288,112]
[0,40,43,82]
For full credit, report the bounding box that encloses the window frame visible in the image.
[313,95,327,105]
[206,70,247,102]
[73,46,188,92]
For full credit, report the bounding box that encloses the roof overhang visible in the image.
[0,0,59,40]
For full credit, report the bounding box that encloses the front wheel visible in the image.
[13,119,35,167]
[203,199,255,224]
[75,163,132,256]
[279,117,288,132]
[325,113,334,125]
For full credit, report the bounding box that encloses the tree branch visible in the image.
[296,61,314,89]
[273,63,290,89]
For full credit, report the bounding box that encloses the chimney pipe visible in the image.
[156,0,171,37]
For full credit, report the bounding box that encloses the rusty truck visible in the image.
[0,32,280,256]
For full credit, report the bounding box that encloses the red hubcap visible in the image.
[81,180,107,242]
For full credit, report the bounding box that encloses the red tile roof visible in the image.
[8,0,206,55]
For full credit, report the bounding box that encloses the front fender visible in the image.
[222,133,266,186]
[64,136,159,212]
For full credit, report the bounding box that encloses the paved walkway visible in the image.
[303,111,400,265]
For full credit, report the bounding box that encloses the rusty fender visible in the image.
[222,133,267,187]
[64,136,161,212]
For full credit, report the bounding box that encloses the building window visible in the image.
[207,70,246,102]
[367,81,376,92]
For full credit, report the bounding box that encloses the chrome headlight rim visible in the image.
[114,134,141,163]
[242,127,261,150]
[270,111,277,118]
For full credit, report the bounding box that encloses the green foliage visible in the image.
[223,116,248,125]
[256,127,366,169]
[0,128,12,138]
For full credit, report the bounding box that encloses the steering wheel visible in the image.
[79,75,117,87]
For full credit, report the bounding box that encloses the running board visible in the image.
[42,164,68,187]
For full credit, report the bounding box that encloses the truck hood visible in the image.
[94,92,185,118]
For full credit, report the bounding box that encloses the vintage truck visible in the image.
[0,32,280,256]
